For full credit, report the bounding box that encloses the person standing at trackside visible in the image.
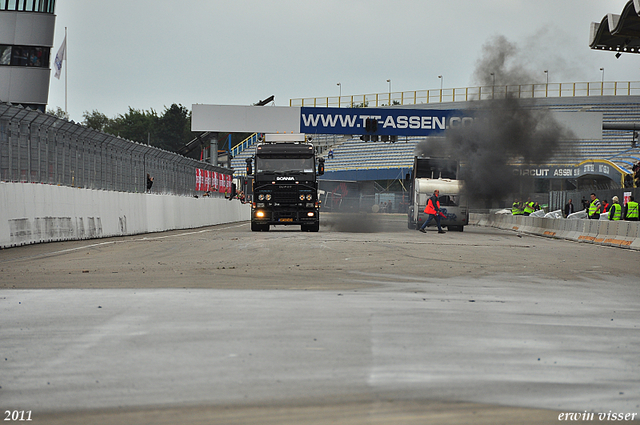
[523,197,535,216]
[608,196,622,221]
[588,193,602,219]
[564,198,575,218]
[147,173,154,193]
[625,196,639,221]
[419,190,446,234]
[512,199,524,216]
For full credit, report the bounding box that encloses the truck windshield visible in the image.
[256,157,315,173]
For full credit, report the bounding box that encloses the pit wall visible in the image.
[0,182,250,249]
[470,213,640,251]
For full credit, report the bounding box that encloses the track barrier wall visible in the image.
[0,182,250,248]
[470,212,640,251]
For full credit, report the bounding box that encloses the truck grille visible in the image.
[272,190,298,203]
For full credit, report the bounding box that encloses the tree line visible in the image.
[48,105,249,160]
[82,104,194,155]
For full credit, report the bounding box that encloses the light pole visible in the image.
[438,75,443,102]
[600,67,605,95]
[387,79,391,105]
[337,83,341,106]
[544,70,548,97]
[490,72,495,99]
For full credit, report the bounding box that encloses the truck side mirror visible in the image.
[245,158,253,176]
[318,158,325,176]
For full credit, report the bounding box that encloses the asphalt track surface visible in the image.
[1,213,639,424]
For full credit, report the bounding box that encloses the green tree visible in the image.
[105,107,158,144]
[47,106,69,120]
[82,110,110,132]
[155,104,192,152]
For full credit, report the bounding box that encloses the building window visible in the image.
[0,45,50,68]
[0,0,55,12]
[0,45,11,65]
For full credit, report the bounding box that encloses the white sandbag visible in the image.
[530,210,546,217]
[567,210,588,220]
[544,209,563,219]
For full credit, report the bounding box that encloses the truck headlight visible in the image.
[307,212,315,217]
[256,211,265,218]
[306,194,312,201]
[258,194,265,201]
[265,194,272,201]
[299,194,305,201]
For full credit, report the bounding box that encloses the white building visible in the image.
[0,0,56,111]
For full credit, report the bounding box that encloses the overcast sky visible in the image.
[47,0,639,122]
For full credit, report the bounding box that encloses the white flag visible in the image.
[53,35,66,79]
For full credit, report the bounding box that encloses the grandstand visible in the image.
[230,85,640,189]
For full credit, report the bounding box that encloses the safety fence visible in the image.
[291,81,640,108]
[0,102,232,196]
[471,213,640,251]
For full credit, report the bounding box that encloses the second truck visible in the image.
[407,154,469,232]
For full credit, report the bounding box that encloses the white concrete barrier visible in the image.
[630,221,640,251]
[0,182,250,248]
[471,211,640,251]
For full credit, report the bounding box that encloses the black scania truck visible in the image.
[245,134,324,232]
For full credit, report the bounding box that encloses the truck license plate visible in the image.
[279,218,293,222]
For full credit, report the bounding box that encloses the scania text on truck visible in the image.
[245,134,324,232]
[407,155,468,231]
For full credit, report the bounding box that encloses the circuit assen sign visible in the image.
[191,104,470,136]
[511,160,625,184]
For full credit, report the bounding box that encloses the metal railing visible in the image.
[291,81,640,108]
[0,102,231,196]
[230,132,258,159]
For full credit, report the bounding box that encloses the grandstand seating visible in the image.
[230,98,640,180]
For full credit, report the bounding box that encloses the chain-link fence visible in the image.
[0,102,232,196]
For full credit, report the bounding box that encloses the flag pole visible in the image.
[64,27,67,116]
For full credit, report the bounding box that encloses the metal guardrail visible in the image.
[230,132,258,159]
[0,102,231,196]
[291,81,640,108]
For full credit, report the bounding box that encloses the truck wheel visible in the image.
[408,220,415,229]
[302,223,319,232]
[251,222,261,231]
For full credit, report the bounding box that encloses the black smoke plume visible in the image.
[424,35,574,207]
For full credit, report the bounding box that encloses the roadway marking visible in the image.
[0,223,249,263]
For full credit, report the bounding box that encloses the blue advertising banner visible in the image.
[300,107,471,136]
